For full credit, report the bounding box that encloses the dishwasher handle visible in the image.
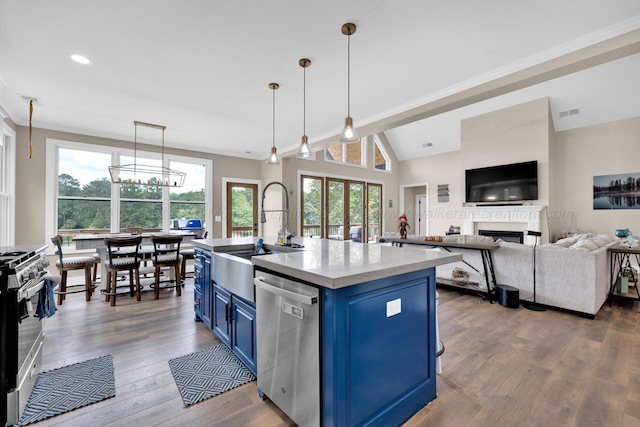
[254,277,318,306]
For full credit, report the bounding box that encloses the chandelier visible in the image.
[109,121,186,187]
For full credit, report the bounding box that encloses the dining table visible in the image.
[73,231,197,292]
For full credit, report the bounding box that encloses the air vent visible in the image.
[19,94,40,105]
[559,108,579,118]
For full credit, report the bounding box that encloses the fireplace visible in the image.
[461,205,546,245]
[478,229,524,244]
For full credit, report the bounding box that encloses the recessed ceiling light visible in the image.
[71,54,91,65]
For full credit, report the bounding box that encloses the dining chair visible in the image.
[151,235,183,299]
[103,235,143,306]
[50,235,98,305]
[180,230,207,283]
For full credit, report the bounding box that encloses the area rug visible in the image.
[16,355,115,426]
[169,345,255,407]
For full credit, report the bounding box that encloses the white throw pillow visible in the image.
[570,238,599,251]
[588,234,617,248]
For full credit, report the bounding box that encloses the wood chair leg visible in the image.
[135,267,142,301]
[110,272,117,307]
[58,270,67,306]
[180,257,187,283]
[84,266,92,301]
[129,270,135,297]
[175,264,182,297]
[104,270,111,302]
[154,266,161,300]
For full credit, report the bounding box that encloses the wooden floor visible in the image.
[31,277,640,426]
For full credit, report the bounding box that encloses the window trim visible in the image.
[45,138,212,253]
[373,134,392,173]
[0,122,16,246]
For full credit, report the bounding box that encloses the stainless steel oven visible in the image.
[0,246,48,427]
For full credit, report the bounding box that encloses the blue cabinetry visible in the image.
[194,248,212,328]
[213,283,257,376]
[212,284,231,346]
[231,295,257,375]
[321,269,436,426]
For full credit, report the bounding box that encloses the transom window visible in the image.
[325,138,366,167]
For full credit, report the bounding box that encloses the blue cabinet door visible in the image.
[321,268,436,427]
[213,284,231,347]
[231,296,257,376]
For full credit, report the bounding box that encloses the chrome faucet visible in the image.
[260,181,292,243]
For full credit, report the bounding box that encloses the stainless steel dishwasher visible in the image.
[254,271,319,427]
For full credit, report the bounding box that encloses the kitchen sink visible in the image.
[212,243,303,303]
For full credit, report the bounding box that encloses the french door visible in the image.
[226,182,258,238]
[300,177,379,242]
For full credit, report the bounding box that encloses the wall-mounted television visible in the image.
[465,160,538,203]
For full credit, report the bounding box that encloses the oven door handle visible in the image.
[20,279,45,301]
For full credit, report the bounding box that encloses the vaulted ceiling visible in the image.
[1,0,640,162]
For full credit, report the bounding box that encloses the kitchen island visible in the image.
[192,237,461,427]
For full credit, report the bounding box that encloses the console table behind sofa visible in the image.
[385,236,498,302]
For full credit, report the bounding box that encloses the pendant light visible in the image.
[339,22,359,143]
[266,82,280,165]
[296,58,312,158]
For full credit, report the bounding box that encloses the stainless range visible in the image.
[0,245,49,427]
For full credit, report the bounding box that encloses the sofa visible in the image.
[401,233,618,317]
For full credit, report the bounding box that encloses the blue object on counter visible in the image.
[256,239,266,254]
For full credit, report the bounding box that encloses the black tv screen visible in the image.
[465,160,538,203]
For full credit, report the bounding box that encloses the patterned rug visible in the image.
[169,345,255,407]
[16,355,115,426]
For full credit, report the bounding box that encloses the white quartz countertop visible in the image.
[193,237,461,289]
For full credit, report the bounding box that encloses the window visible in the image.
[299,173,383,242]
[170,160,206,229]
[46,139,211,249]
[57,148,112,243]
[300,176,323,237]
[324,138,366,167]
[373,135,391,172]
[0,123,16,246]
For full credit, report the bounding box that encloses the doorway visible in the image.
[399,183,429,237]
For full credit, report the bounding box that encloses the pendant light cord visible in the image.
[347,32,351,117]
[303,65,306,135]
[272,86,276,149]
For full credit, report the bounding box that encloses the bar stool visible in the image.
[151,235,183,299]
[50,235,97,305]
[180,231,207,283]
[102,236,143,306]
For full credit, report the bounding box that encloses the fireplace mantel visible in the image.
[461,205,547,244]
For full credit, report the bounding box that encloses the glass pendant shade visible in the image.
[296,135,311,158]
[339,116,359,143]
[267,146,280,164]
